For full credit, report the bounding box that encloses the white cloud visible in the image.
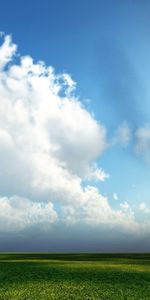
[139,202,150,214]
[120,201,129,211]
[87,167,109,182]
[61,186,137,232]
[0,195,57,232]
[0,34,17,70]
[135,126,150,164]
[113,193,118,200]
[0,34,143,234]
[112,121,131,147]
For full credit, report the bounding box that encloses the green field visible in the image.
[0,253,150,300]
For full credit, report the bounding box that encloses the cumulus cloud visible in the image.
[60,186,137,230]
[0,34,17,70]
[139,202,150,214]
[0,34,141,234]
[0,196,57,232]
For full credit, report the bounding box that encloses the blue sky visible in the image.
[0,0,150,251]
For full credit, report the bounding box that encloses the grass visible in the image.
[0,253,149,299]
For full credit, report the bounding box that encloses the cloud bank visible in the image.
[0,34,148,238]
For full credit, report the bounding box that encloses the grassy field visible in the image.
[0,253,149,300]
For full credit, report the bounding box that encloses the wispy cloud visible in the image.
[112,121,131,147]
[113,193,118,201]
[135,125,150,165]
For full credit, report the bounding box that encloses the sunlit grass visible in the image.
[0,253,150,299]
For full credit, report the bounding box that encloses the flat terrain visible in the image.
[0,253,150,299]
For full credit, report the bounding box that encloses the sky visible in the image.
[0,0,150,252]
